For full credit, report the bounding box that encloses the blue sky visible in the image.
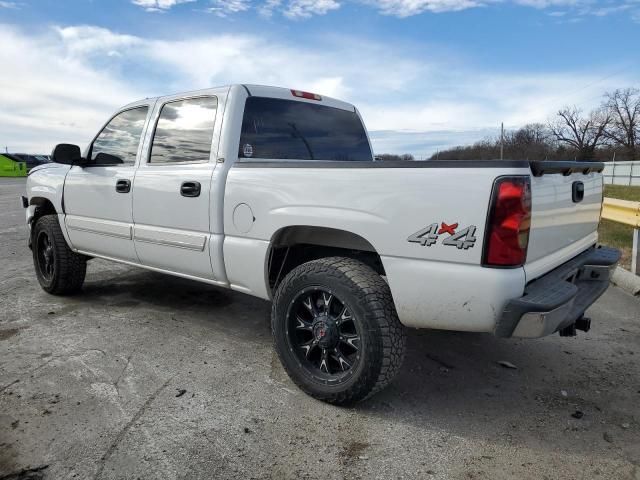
[1,0,639,156]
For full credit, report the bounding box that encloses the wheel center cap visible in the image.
[313,317,337,348]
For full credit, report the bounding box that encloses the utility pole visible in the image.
[500,123,504,161]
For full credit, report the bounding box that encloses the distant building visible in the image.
[0,154,27,177]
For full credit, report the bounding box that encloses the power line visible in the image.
[539,64,635,113]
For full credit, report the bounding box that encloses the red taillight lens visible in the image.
[483,176,532,267]
[291,89,322,101]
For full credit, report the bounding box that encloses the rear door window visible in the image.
[239,97,372,161]
[149,96,218,164]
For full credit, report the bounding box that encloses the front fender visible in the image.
[26,164,70,217]
[26,164,71,249]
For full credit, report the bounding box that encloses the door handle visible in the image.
[115,179,131,193]
[180,181,201,198]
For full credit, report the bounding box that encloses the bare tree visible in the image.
[549,106,610,160]
[429,125,556,161]
[512,123,550,146]
[375,153,415,161]
[603,88,640,160]
[509,123,554,159]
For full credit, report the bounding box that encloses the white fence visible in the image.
[603,160,640,186]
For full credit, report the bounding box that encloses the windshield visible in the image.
[239,97,372,161]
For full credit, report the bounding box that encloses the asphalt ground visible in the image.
[1,177,639,480]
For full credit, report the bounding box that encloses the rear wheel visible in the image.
[272,257,406,405]
[32,215,87,295]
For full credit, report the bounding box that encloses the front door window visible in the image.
[91,106,149,166]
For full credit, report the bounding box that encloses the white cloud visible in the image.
[514,0,588,7]
[56,26,141,56]
[0,1,19,8]
[283,0,341,18]
[589,3,633,16]
[258,0,282,16]
[129,0,639,21]
[246,0,342,18]
[131,0,195,12]
[0,25,144,153]
[132,0,340,19]
[363,0,638,18]
[207,0,251,16]
[365,0,488,16]
[1,23,634,156]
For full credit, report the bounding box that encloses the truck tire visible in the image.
[32,215,87,295]
[272,257,406,405]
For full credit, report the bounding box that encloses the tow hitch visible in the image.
[559,316,591,337]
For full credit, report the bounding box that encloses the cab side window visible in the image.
[91,106,149,165]
[149,97,218,164]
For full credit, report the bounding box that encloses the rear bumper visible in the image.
[496,246,620,338]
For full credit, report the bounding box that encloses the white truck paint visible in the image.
[24,84,619,402]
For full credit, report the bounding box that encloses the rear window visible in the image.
[238,97,372,161]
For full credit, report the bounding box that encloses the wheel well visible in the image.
[29,197,57,225]
[267,226,385,292]
[27,198,57,249]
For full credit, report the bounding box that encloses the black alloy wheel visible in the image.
[287,287,361,381]
[32,215,87,295]
[36,230,55,281]
[272,257,406,405]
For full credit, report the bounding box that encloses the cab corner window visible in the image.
[90,106,149,166]
[149,96,218,164]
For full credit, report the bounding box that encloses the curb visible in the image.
[611,267,640,296]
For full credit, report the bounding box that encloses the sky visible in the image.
[1,0,639,157]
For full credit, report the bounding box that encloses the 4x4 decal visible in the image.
[408,222,477,250]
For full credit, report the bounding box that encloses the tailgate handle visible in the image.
[572,181,584,203]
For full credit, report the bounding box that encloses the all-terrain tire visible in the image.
[271,257,406,405]
[32,215,87,295]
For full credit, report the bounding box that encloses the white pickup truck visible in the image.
[24,84,619,404]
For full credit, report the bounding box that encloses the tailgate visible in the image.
[525,162,604,280]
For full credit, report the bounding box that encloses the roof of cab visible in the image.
[122,84,356,112]
[242,84,356,112]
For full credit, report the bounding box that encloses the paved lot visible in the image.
[1,177,639,480]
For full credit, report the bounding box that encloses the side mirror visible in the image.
[51,144,84,165]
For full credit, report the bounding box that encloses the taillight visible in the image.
[483,176,532,267]
[291,89,322,101]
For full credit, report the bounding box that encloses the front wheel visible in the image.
[32,215,87,295]
[271,257,406,405]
